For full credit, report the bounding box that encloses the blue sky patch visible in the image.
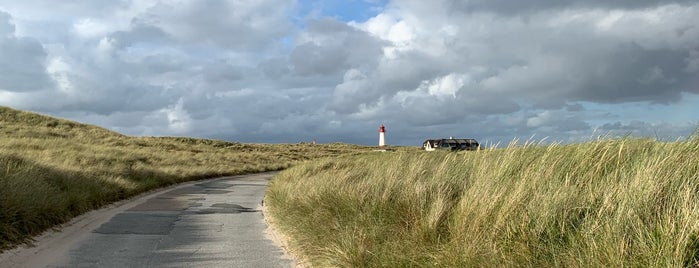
[296,0,387,23]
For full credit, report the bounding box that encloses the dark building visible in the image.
[423,138,479,151]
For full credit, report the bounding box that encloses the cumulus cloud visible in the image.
[445,0,699,14]
[326,0,699,141]
[139,0,294,49]
[0,11,53,92]
[291,18,386,76]
[0,0,697,145]
[351,2,699,108]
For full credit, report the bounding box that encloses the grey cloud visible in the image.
[384,93,520,127]
[291,18,386,76]
[446,0,699,14]
[0,11,13,34]
[574,44,694,104]
[460,94,521,115]
[203,62,243,84]
[376,51,445,93]
[565,103,584,112]
[0,1,128,18]
[2,0,697,146]
[259,58,291,78]
[54,74,175,115]
[160,86,343,143]
[329,70,375,114]
[0,11,53,92]
[392,100,476,127]
[556,121,592,133]
[291,42,349,76]
[598,120,698,140]
[139,54,190,74]
[110,24,172,49]
[329,51,445,115]
[142,0,294,49]
[433,4,699,110]
[475,43,695,108]
[1,3,401,143]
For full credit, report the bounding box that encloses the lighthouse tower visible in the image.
[379,124,386,147]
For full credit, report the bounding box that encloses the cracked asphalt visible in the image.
[4,172,294,268]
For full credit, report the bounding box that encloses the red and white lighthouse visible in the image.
[379,124,386,147]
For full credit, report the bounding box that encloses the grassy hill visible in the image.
[0,106,370,251]
[266,136,699,267]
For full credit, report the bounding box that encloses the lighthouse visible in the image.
[379,124,386,147]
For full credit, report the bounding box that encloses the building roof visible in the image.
[423,138,478,144]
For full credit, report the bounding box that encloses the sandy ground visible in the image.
[262,202,306,268]
[0,173,301,268]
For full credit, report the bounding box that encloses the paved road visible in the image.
[1,172,294,268]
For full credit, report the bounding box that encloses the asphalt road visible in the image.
[0,172,294,268]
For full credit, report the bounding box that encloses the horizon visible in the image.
[2,104,697,148]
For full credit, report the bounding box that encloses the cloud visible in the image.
[0,11,53,92]
[444,0,699,14]
[0,0,697,145]
[526,110,590,132]
[291,18,386,76]
[141,0,295,49]
[598,120,698,140]
[337,1,699,114]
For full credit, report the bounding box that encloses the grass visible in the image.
[265,136,699,267]
[0,106,370,251]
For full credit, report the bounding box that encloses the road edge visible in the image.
[262,199,307,268]
[0,175,244,267]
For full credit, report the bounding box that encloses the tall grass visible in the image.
[0,106,369,251]
[265,137,699,267]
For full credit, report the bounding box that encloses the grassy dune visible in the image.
[266,137,699,267]
[0,106,369,251]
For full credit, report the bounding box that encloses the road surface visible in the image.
[0,172,295,268]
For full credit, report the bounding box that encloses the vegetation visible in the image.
[266,137,699,267]
[0,106,369,251]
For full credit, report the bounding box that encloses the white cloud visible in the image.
[0,0,697,145]
[425,73,467,98]
[527,111,552,128]
[164,98,192,134]
[46,57,73,94]
[72,18,111,38]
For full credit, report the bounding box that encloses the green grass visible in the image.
[0,106,370,251]
[265,137,699,267]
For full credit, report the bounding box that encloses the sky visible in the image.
[0,0,698,146]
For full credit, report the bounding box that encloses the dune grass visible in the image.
[265,136,699,267]
[0,106,370,251]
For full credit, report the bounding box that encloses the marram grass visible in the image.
[265,137,699,267]
[0,106,369,251]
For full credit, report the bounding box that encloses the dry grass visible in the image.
[0,106,370,251]
[265,136,699,267]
